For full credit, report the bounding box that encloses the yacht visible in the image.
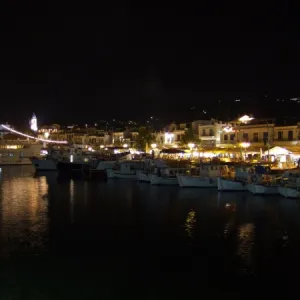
[0,143,42,166]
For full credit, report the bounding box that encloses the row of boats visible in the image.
[31,152,300,198]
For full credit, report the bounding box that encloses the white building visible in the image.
[198,119,228,147]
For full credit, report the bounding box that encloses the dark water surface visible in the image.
[1,166,300,298]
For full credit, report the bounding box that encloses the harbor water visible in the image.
[0,166,300,298]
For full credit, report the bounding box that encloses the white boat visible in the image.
[90,160,115,178]
[0,143,42,166]
[247,183,279,195]
[107,161,145,179]
[150,167,187,185]
[278,186,300,198]
[177,175,217,188]
[217,177,248,191]
[177,164,228,188]
[138,171,151,182]
[217,165,252,191]
[150,173,178,185]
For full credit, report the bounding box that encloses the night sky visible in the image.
[0,2,299,126]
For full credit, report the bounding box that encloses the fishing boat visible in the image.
[177,164,228,188]
[217,165,251,191]
[106,160,145,179]
[150,167,187,185]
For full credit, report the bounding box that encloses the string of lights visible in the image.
[1,124,68,144]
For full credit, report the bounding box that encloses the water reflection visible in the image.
[237,223,255,270]
[2,166,300,287]
[0,167,49,256]
[184,209,196,239]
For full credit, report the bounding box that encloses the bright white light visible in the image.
[41,149,48,155]
[151,143,157,149]
[70,155,73,163]
[44,132,49,139]
[240,142,250,148]
[88,147,92,151]
[238,115,254,123]
[1,124,67,144]
[100,145,104,149]
[188,143,195,149]
[223,126,233,133]
[114,149,120,154]
[123,144,128,148]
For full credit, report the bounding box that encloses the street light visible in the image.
[151,143,157,149]
[123,144,128,148]
[238,115,254,124]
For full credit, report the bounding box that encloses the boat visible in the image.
[89,160,115,179]
[0,143,42,166]
[278,173,300,198]
[177,164,228,188]
[247,183,279,195]
[107,160,145,179]
[138,170,151,182]
[278,186,300,198]
[31,157,57,171]
[247,166,283,195]
[150,167,187,185]
[217,166,251,191]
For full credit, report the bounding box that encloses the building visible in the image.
[198,119,228,147]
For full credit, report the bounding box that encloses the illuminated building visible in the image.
[30,113,38,132]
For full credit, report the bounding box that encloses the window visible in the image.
[243,133,249,141]
[278,131,283,141]
[253,132,258,142]
[263,132,268,140]
[230,134,235,141]
[288,130,293,141]
[202,129,206,136]
[209,129,214,136]
[224,134,228,141]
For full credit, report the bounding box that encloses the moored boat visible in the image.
[278,186,300,198]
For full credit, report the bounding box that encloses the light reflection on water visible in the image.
[1,166,300,291]
[0,166,49,256]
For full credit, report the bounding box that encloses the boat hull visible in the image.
[278,186,300,198]
[31,158,57,171]
[247,184,278,195]
[138,171,151,182]
[150,174,178,185]
[217,177,247,191]
[177,175,217,188]
[106,169,137,179]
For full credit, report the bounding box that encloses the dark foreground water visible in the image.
[1,166,300,298]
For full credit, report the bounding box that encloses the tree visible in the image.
[181,128,200,147]
[135,127,155,151]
